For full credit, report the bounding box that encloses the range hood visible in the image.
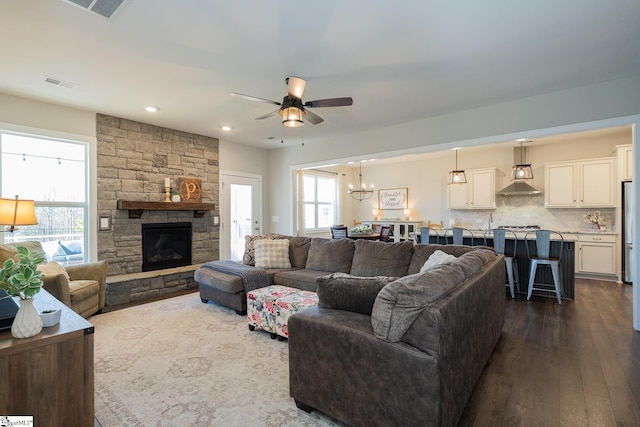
[497,181,542,196]
[497,144,542,196]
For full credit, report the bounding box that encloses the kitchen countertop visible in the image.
[420,228,618,241]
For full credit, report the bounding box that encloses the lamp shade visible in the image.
[0,197,38,227]
[448,170,467,184]
[511,164,534,180]
[281,107,305,128]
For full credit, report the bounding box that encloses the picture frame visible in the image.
[98,214,112,231]
[379,188,408,210]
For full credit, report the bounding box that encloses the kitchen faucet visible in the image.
[487,213,493,230]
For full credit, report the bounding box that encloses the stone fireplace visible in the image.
[96,114,219,305]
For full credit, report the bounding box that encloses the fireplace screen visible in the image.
[142,222,192,271]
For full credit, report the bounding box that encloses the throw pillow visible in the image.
[59,240,83,255]
[243,233,280,266]
[317,273,398,315]
[254,239,292,269]
[419,250,457,273]
[37,260,70,279]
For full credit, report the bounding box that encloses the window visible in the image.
[301,172,337,231]
[1,132,88,265]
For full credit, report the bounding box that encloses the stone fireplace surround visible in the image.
[96,114,220,305]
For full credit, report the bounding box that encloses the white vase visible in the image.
[12,298,43,339]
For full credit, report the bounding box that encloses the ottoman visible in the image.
[247,285,298,339]
[275,290,319,340]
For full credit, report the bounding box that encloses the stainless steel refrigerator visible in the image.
[622,181,634,284]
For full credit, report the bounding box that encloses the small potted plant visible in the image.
[40,308,62,327]
[0,246,46,338]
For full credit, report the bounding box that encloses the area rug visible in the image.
[91,293,341,426]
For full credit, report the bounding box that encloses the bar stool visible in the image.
[419,226,442,244]
[443,227,476,245]
[484,229,519,299]
[524,230,564,305]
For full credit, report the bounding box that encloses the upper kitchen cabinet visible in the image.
[544,158,616,208]
[616,144,633,181]
[448,168,496,210]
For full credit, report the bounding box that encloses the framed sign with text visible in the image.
[379,188,408,210]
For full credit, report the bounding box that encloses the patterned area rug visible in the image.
[91,293,340,426]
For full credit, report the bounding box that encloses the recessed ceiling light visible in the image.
[221,126,232,131]
[145,106,158,112]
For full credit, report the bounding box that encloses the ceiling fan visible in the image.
[231,76,353,128]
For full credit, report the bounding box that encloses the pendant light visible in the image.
[448,149,467,184]
[348,162,374,201]
[280,106,305,128]
[511,140,533,179]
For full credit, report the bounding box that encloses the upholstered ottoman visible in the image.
[247,285,298,339]
[275,290,319,340]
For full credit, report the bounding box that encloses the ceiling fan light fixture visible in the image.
[281,106,305,128]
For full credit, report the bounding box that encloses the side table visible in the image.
[0,289,95,427]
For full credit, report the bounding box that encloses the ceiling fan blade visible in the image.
[231,92,281,106]
[304,109,324,125]
[286,76,306,99]
[304,97,353,108]
[255,109,281,120]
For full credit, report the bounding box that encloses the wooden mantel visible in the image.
[117,200,216,218]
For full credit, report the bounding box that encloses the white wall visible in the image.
[219,139,270,231]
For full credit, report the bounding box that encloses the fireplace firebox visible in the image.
[142,222,192,271]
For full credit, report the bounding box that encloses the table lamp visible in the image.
[0,196,38,232]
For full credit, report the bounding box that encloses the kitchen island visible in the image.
[421,229,576,300]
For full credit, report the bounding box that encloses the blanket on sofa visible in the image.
[200,260,270,292]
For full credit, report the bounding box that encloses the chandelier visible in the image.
[349,162,374,201]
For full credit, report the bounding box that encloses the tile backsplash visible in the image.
[450,195,616,232]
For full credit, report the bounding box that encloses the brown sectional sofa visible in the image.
[195,236,506,426]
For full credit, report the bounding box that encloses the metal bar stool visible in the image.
[443,227,476,246]
[484,229,519,299]
[524,230,564,305]
[419,226,442,245]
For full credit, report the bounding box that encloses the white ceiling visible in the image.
[2,1,640,149]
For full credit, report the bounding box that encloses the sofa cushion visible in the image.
[349,240,414,277]
[288,236,312,269]
[305,238,355,273]
[419,250,457,273]
[317,273,397,315]
[243,233,281,266]
[273,269,329,292]
[37,260,70,279]
[0,241,48,266]
[407,244,439,275]
[371,263,465,342]
[254,239,292,269]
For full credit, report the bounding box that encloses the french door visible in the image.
[220,171,262,261]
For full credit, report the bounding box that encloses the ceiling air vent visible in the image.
[63,0,132,19]
[45,76,78,89]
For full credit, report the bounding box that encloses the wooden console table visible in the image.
[0,290,94,426]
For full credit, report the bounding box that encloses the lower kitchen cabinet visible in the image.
[576,234,617,277]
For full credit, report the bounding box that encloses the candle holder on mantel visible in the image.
[165,185,171,203]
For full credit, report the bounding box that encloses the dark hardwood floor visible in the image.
[459,278,640,426]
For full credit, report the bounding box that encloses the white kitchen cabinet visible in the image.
[544,158,615,208]
[447,168,496,210]
[576,234,616,276]
[616,144,633,181]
